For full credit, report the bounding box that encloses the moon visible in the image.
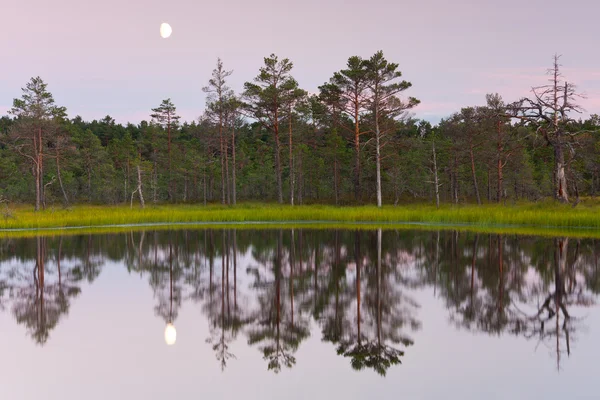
[160,23,172,39]
[164,323,176,345]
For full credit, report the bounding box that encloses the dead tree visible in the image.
[509,55,585,204]
[430,137,442,208]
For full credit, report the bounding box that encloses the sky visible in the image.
[2,0,600,124]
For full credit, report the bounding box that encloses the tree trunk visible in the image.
[469,145,481,205]
[432,139,440,208]
[136,164,145,208]
[497,121,504,203]
[375,90,382,208]
[39,127,45,210]
[298,148,303,205]
[87,164,92,203]
[152,150,158,204]
[333,155,339,206]
[56,153,69,206]
[289,107,294,206]
[168,116,173,202]
[183,176,188,202]
[375,126,382,207]
[274,119,283,204]
[203,166,207,206]
[225,128,230,205]
[219,111,226,205]
[453,156,459,204]
[34,161,41,212]
[555,141,569,203]
[232,123,237,205]
[354,100,361,202]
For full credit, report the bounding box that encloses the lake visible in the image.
[0,229,598,399]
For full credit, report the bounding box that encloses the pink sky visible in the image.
[2,0,599,123]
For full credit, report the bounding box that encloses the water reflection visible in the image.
[0,229,599,375]
[3,237,82,345]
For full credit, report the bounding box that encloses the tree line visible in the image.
[1,53,598,209]
[1,229,597,373]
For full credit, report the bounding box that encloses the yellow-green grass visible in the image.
[0,201,599,238]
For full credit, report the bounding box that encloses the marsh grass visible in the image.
[0,201,599,238]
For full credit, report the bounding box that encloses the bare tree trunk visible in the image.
[497,121,504,203]
[219,114,226,205]
[289,108,294,206]
[152,151,158,204]
[555,142,569,203]
[470,145,481,205]
[225,129,230,205]
[232,123,237,206]
[137,164,145,208]
[56,153,69,206]
[167,116,173,202]
[432,139,440,208]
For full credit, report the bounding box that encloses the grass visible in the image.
[0,200,599,238]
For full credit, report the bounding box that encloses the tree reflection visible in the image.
[445,233,596,370]
[8,237,82,345]
[336,229,419,376]
[246,230,310,373]
[204,230,254,370]
[0,228,599,375]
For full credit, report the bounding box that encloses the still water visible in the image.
[0,229,598,399]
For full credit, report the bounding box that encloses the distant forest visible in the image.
[1,52,598,210]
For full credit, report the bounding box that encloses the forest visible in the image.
[1,52,598,210]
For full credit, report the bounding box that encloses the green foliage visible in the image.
[2,61,599,210]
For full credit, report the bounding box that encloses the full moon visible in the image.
[160,23,172,39]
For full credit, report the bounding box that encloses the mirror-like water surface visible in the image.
[0,229,598,399]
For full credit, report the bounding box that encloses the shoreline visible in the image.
[1,203,600,238]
